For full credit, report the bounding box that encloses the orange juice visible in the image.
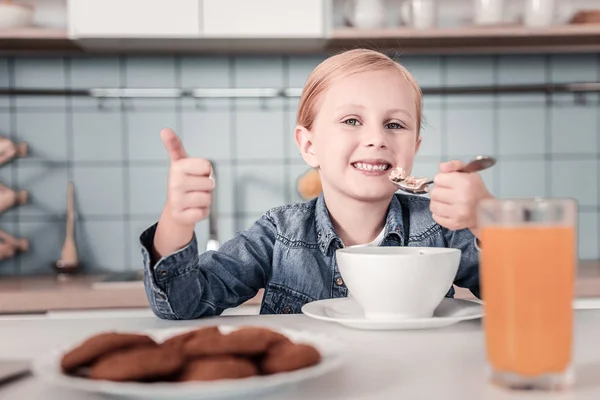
[480,226,575,376]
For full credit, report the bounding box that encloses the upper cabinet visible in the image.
[201,0,329,38]
[67,0,329,39]
[63,0,330,53]
[67,0,202,37]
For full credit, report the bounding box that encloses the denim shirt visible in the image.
[140,193,481,320]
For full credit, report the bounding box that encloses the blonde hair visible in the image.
[297,48,423,136]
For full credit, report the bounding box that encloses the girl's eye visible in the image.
[343,118,361,126]
[386,122,405,130]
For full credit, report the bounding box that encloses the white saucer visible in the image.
[301,298,483,330]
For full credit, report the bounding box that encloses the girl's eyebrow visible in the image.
[335,104,413,118]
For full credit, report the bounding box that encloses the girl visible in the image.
[140,49,492,319]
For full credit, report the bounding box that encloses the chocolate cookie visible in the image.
[162,326,221,350]
[176,356,258,382]
[225,327,290,354]
[61,332,157,373]
[89,346,185,382]
[183,326,289,357]
[260,342,321,374]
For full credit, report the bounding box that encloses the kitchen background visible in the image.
[0,0,599,277]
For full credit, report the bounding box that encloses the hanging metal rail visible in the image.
[0,82,599,98]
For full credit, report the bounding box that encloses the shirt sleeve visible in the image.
[443,228,481,299]
[139,213,276,320]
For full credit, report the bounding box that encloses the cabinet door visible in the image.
[68,0,201,37]
[202,0,329,37]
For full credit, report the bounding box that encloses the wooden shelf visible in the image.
[327,24,600,54]
[1,24,600,55]
[0,28,67,39]
[0,28,83,55]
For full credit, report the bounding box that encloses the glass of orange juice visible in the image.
[478,197,577,391]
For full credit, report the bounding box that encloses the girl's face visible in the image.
[296,68,421,203]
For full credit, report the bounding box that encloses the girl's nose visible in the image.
[364,127,387,149]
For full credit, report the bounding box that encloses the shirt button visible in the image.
[335,277,344,286]
[159,270,168,276]
[282,306,292,314]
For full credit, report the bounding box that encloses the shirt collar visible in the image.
[314,193,406,255]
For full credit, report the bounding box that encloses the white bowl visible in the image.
[336,247,461,320]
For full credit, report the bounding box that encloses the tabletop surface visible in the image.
[1,309,600,400]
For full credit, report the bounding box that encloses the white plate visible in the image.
[302,298,483,330]
[31,325,348,400]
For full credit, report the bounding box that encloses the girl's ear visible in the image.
[295,125,319,168]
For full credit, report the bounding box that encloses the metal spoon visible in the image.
[389,155,497,194]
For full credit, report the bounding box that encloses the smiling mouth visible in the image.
[351,162,391,172]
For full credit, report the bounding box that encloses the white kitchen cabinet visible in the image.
[202,0,330,38]
[67,0,201,38]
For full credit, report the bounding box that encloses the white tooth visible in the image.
[355,162,390,171]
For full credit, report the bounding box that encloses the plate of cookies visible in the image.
[31,325,347,399]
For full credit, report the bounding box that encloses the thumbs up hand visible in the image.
[161,128,214,227]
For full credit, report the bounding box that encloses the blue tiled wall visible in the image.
[0,53,598,276]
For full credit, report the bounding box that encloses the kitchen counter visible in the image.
[1,260,599,314]
[0,273,263,314]
[2,311,600,399]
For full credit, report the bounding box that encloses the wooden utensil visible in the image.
[0,242,16,260]
[56,181,79,272]
[0,229,29,261]
[0,136,27,166]
[0,229,28,252]
[0,183,28,213]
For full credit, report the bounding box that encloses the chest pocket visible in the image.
[261,284,316,315]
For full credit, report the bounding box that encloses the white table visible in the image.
[1,309,600,400]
